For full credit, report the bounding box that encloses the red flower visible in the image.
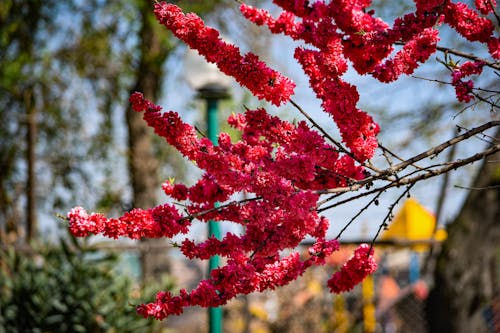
[328,244,377,293]
[450,61,485,102]
[154,2,295,106]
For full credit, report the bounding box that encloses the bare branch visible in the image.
[435,45,500,70]
[412,75,500,95]
[378,142,425,171]
[316,121,499,198]
[385,121,500,175]
[318,142,500,211]
[454,184,500,190]
[335,192,383,239]
[369,184,415,254]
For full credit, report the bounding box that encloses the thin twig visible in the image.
[335,192,383,240]
[289,99,341,148]
[195,125,207,138]
[369,184,415,255]
[380,144,395,166]
[317,121,500,196]
[412,75,500,94]
[384,121,500,175]
[378,142,425,171]
[454,184,500,190]
[180,196,261,221]
[457,124,499,144]
[435,45,500,70]
[316,191,348,207]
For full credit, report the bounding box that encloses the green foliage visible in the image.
[0,237,165,333]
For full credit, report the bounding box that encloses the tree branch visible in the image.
[318,142,500,212]
[435,45,500,70]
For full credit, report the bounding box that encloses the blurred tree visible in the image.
[0,0,226,249]
[426,129,500,333]
[0,0,48,242]
[0,0,137,243]
[126,0,173,282]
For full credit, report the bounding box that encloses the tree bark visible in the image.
[426,129,500,333]
[0,2,43,243]
[127,0,171,283]
[25,88,37,242]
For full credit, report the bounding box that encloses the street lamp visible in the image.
[184,48,231,333]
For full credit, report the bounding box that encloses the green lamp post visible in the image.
[184,49,231,333]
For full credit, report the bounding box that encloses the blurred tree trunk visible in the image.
[25,87,37,242]
[426,129,500,333]
[0,1,44,244]
[127,0,171,282]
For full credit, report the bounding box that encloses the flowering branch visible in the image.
[66,0,500,320]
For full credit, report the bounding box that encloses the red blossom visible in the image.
[240,4,303,39]
[67,205,186,240]
[327,244,377,293]
[487,37,500,59]
[373,28,439,83]
[154,2,295,106]
[450,61,485,102]
[162,182,188,201]
[444,2,494,43]
[68,93,357,318]
[475,0,497,15]
[129,92,149,112]
[308,238,341,264]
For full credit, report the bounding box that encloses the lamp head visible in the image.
[184,48,231,99]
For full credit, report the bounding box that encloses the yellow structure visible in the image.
[332,295,349,333]
[362,275,376,333]
[381,198,447,251]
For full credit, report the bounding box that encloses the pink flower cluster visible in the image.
[327,244,378,293]
[451,61,485,103]
[67,92,374,319]
[137,252,312,319]
[372,28,439,83]
[475,0,497,15]
[443,1,500,59]
[67,204,187,240]
[153,3,295,106]
[243,0,499,114]
[444,2,494,43]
